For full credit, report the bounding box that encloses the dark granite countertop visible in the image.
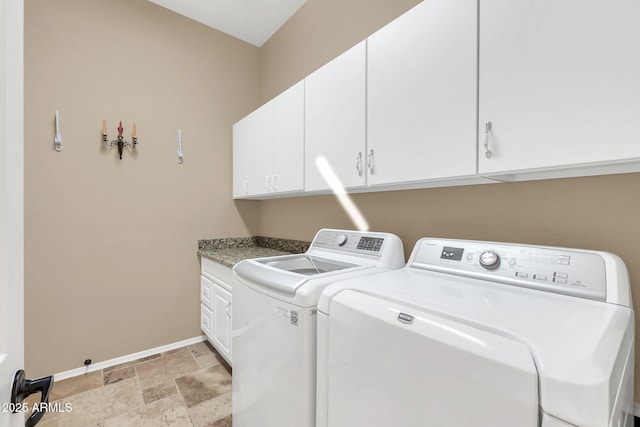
[198,236,310,268]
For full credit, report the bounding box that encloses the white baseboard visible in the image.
[54,335,206,381]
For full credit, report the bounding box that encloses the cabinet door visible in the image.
[200,275,213,309]
[367,0,477,185]
[213,283,232,363]
[305,41,366,191]
[479,0,640,175]
[200,304,213,338]
[232,102,274,197]
[273,80,304,193]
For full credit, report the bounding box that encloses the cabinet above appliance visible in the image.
[232,0,640,200]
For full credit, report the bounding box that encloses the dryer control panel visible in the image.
[410,239,607,301]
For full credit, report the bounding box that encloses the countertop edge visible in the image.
[197,236,310,268]
[198,236,310,253]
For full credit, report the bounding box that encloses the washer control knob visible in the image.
[479,251,501,270]
[336,235,348,247]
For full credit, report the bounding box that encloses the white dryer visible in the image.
[317,238,634,427]
[232,229,405,427]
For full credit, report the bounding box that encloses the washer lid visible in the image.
[257,255,357,275]
[234,253,369,299]
[319,268,633,427]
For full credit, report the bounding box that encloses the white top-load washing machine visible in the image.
[317,238,635,427]
[232,229,405,427]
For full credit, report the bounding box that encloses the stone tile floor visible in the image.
[28,341,232,427]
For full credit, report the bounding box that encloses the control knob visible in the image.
[336,235,348,247]
[479,250,501,270]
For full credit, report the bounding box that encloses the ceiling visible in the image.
[147,0,307,47]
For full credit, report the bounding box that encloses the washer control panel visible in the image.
[311,230,387,257]
[479,251,501,270]
[411,239,607,301]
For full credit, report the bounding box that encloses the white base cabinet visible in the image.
[212,283,232,360]
[200,303,213,337]
[200,258,233,365]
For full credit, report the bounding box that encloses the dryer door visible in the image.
[322,290,539,427]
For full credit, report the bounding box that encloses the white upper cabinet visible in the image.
[234,0,640,199]
[233,81,304,198]
[233,102,273,197]
[367,0,477,186]
[305,41,367,192]
[273,81,304,193]
[479,0,640,176]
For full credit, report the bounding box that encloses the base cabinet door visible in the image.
[201,259,233,365]
[200,275,213,309]
[200,304,213,338]
[479,0,640,175]
[367,0,477,186]
[213,283,232,363]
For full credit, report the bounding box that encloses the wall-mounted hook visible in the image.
[54,111,62,152]
[177,129,183,164]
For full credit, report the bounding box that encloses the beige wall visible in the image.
[259,0,640,401]
[260,0,421,101]
[25,0,640,404]
[24,0,260,377]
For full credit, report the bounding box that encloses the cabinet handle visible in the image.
[367,149,375,175]
[355,152,363,176]
[244,180,249,194]
[484,121,492,159]
[272,174,277,192]
[265,175,271,192]
[226,302,231,318]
